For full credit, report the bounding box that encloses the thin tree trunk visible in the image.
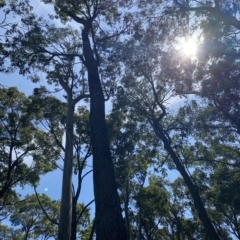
[124,178,130,240]
[137,211,142,240]
[152,118,220,240]
[89,220,96,240]
[71,197,77,240]
[81,27,126,240]
[58,101,75,240]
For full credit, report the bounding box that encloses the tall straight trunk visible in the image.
[152,119,220,240]
[71,197,77,240]
[81,27,126,240]
[58,101,75,240]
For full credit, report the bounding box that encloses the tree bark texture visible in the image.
[58,102,75,240]
[81,27,127,240]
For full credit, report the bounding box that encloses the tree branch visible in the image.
[76,199,95,223]
[178,5,240,30]
[64,11,88,26]
[33,186,59,226]
[73,93,90,105]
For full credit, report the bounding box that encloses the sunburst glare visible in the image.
[181,38,197,56]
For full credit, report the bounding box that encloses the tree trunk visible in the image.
[152,119,220,240]
[81,27,126,240]
[58,101,75,240]
[137,202,142,240]
[124,178,130,240]
[71,197,77,240]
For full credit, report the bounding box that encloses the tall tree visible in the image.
[118,21,221,238]
[3,1,240,239]
[43,40,90,240]
[46,2,131,238]
[107,100,159,240]
[4,0,134,238]
[30,90,94,240]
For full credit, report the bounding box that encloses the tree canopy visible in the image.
[0,0,240,239]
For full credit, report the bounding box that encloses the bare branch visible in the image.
[33,186,59,226]
[76,199,95,223]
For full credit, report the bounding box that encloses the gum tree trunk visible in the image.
[81,26,126,240]
[58,100,74,240]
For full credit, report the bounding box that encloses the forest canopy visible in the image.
[0,0,240,239]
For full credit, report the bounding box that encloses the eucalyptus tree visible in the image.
[0,87,64,240]
[0,223,23,240]
[107,100,160,240]
[6,23,92,238]
[0,0,34,72]
[117,17,222,238]
[0,87,61,199]
[42,36,90,240]
[133,175,206,240]
[171,0,240,214]
[30,89,94,240]
[191,163,240,239]
[3,0,137,238]
[41,2,132,238]
[6,193,91,240]
[0,82,92,240]
[172,0,240,31]
[9,194,59,240]
[170,0,240,126]
[172,98,240,239]
[163,1,240,239]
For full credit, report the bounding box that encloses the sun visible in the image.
[181,39,197,56]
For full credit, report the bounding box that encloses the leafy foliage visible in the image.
[0,87,61,198]
[1,0,240,240]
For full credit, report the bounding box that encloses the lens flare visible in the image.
[182,39,197,56]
